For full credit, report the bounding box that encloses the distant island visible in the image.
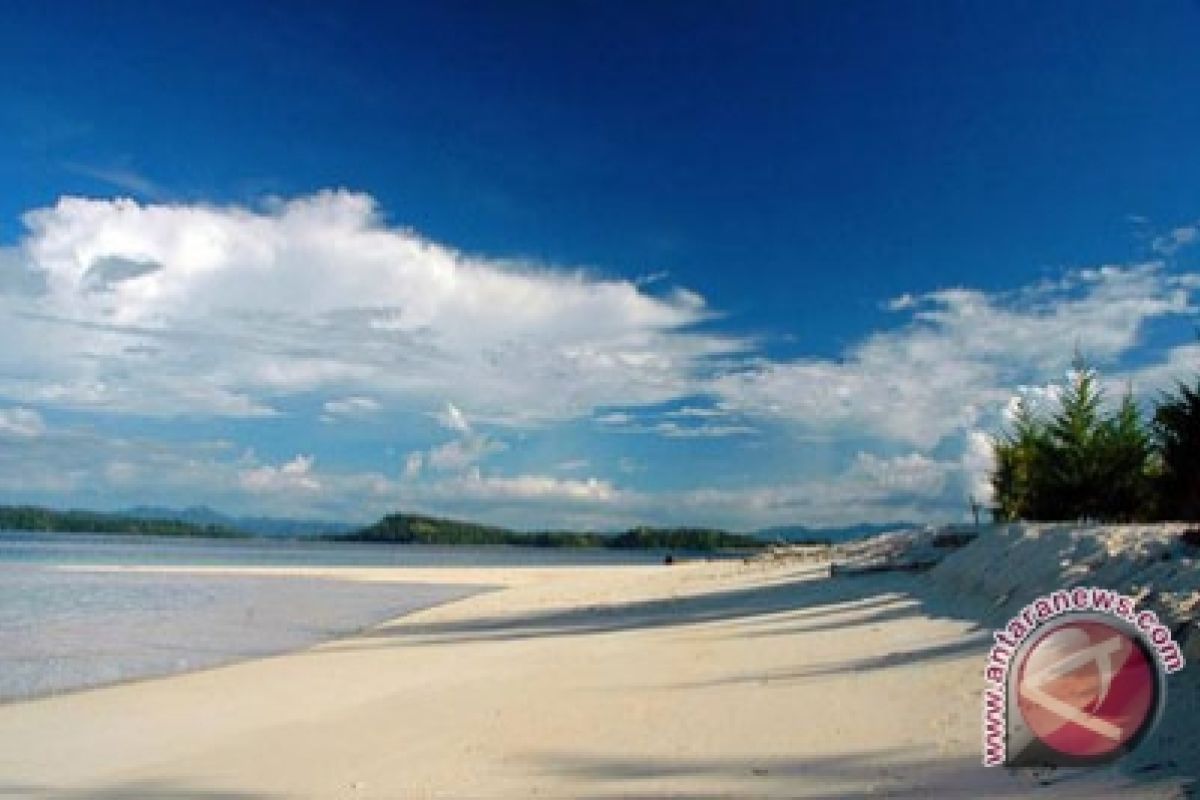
[754,521,917,545]
[0,505,246,538]
[0,504,767,552]
[337,513,766,552]
[121,505,357,538]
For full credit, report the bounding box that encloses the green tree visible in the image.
[1153,378,1200,520]
[990,357,1154,522]
[1039,360,1107,519]
[990,398,1049,521]
[1095,387,1153,521]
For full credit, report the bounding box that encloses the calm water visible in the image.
[0,532,662,702]
[0,530,667,568]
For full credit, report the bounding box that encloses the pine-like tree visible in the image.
[1040,359,1107,520]
[1153,379,1200,520]
[990,397,1049,521]
[1095,387,1153,521]
[989,356,1154,522]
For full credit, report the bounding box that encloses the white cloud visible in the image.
[321,395,381,419]
[0,419,243,504]
[62,163,164,199]
[405,401,507,475]
[402,451,424,480]
[3,192,1199,529]
[663,405,729,419]
[850,452,949,495]
[1120,342,1200,397]
[651,420,757,438]
[595,411,634,426]
[712,265,1196,448]
[0,407,45,439]
[1152,222,1200,256]
[239,455,321,493]
[614,452,965,529]
[634,270,669,286]
[425,435,507,472]
[446,470,618,504]
[0,192,742,423]
[592,403,756,438]
[962,429,996,505]
[435,402,472,434]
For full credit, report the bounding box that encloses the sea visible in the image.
[0,531,664,702]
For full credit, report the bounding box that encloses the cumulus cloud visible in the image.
[849,452,950,495]
[3,191,1200,529]
[623,453,966,529]
[405,401,508,476]
[1120,342,1200,397]
[0,411,598,524]
[0,418,244,504]
[961,429,997,505]
[239,455,321,493]
[712,265,1196,448]
[426,435,507,472]
[0,192,741,423]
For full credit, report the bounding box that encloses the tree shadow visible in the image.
[329,567,959,651]
[673,633,993,689]
[739,598,927,637]
[0,781,281,799]
[532,748,1185,799]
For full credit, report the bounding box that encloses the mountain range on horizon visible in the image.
[122,505,918,542]
[121,506,357,538]
[753,522,921,543]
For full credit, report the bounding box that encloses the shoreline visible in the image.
[0,563,500,704]
[1,549,1192,798]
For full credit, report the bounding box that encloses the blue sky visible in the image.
[1,1,1199,528]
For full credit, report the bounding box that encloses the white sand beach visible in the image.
[2,528,1196,800]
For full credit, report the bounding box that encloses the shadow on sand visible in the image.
[530,748,1179,799]
[0,781,281,800]
[324,561,1191,797]
[332,565,981,652]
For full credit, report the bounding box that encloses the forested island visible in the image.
[0,504,766,552]
[0,505,246,538]
[337,513,765,552]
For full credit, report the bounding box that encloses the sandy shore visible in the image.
[0,558,1189,799]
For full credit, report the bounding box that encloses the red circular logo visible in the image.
[1015,618,1158,760]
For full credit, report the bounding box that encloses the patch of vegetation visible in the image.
[606,525,763,550]
[1154,379,1200,521]
[340,514,765,551]
[991,355,1200,522]
[0,505,247,537]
